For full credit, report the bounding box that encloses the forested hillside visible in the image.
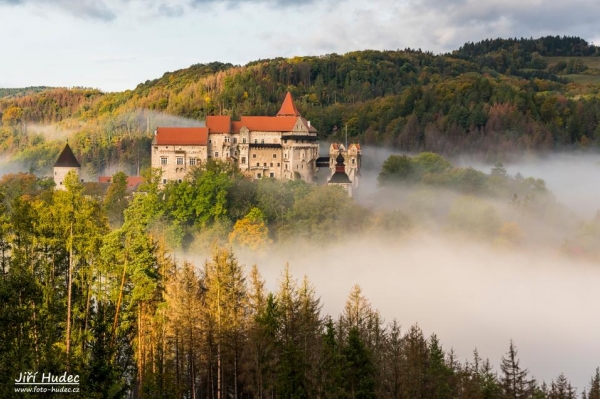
[1,36,600,177]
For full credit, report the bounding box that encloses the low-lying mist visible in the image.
[232,233,600,393]
[184,146,600,391]
[456,152,600,219]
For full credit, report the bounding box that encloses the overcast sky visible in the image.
[1,0,599,92]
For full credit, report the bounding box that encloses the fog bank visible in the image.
[242,234,600,392]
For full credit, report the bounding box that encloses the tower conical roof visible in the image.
[329,152,352,184]
[54,143,81,168]
[276,92,301,117]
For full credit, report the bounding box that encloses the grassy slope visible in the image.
[541,56,600,85]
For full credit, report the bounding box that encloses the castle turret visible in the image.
[329,142,360,190]
[53,143,81,189]
[328,151,353,197]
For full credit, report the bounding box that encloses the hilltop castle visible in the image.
[152,92,319,184]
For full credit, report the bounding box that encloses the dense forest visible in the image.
[1,36,600,177]
[1,148,600,397]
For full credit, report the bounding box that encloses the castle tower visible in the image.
[53,143,81,190]
[328,151,353,197]
[329,142,360,190]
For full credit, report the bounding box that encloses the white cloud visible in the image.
[0,0,598,90]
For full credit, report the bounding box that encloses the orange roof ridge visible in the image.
[206,115,231,134]
[155,127,208,145]
[276,92,301,117]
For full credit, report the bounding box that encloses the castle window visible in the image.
[263,162,267,167]
[215,152,219,158]
[176,157,184,165]
[270,173,274,177]
[253,154,257,158]
[273,154,277,158]
[270,163,273,167]
[277,163,280,167]
[243,138,247,144]
[261,139,264,144]
[257,173,262,178]
[254,139,258,144]
[162,179,167,184]
[160,157,168,165]
[209,139,212,144]
[241,157,246,164]
[178,179,182,183]
[285,164,288,170]
[352,158,356,164]
[233,138,237,144]
[189,158,197,166]
[257,162,260,167]
[234,151,238,156]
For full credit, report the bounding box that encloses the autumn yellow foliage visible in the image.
[229,207,272,251]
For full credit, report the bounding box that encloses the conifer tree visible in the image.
[203,247,247,399]
[317,317,346,399]
[401,324,429,399]
[344,327,376,399]
[500,340,536,399]
[587,368,600,399]
[275,264,308,399]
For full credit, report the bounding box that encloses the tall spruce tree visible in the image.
[587,368,600,399]
[500,340,536,399]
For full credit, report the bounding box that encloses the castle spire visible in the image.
[276,91,301,117]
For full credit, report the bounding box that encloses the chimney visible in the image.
[308,121,311,128]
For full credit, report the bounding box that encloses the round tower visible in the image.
[53,143,81,190]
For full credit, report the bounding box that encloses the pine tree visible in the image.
[549,373,577,399]
[379,320,402,399]
[587,368,600,399]
[275,264,308,399]
[343,327,376,399]
[318,317,347,398]
[203,247,247,399]
[165,261,204,398]
[425,334,455,399]
[500,340,536,399]
[401,324,429,399]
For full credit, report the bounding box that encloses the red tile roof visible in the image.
[277,92,301,117]
[206,116,231,134]
[155,127,208,145]
[233,116,298,133]
[98,176,144,189]
[127,176,144,188]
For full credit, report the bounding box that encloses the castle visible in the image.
[152,92,319,184]
[52,93,362,196]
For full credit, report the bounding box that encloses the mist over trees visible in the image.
[0,147,599,397]
[1,36,600,176]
